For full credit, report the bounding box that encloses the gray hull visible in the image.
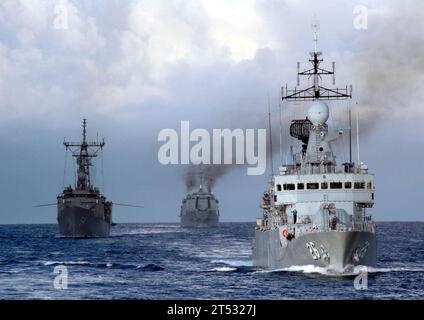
[253,229,376,272]
[58,206,110,238]
[181,209,219,228]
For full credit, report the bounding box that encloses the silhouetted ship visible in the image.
[180,172,219,228]
[57,119,112,238]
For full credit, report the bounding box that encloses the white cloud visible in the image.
[202,0,272,61]
[0,0,423,121]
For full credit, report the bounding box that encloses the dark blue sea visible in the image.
[0,222,423,299]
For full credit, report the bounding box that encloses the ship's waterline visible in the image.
[58,203,111,238]
[253,229,377,272]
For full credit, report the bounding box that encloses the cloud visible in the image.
[1,0,423,124]
[0,0,108,120]
[348,0,424,128]
[0,0,283,120]
[0,0,424,223]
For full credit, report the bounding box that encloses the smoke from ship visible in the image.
[184,165,230,193]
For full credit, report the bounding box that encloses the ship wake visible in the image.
[254,264,424,276]
[209,259,254,273]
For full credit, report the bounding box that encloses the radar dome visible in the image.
[308,100,329,126]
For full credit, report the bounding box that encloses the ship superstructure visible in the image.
[252,27,376,272]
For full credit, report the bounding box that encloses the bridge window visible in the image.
[354,182,365,189]
[307,183,319,190]
[344,182,352,189]
[276,184,282,191]
[330,182,343,189]
[321,182,328,189]
[283,184,295,191]
[367,182,373,189]
[297,183,304,190]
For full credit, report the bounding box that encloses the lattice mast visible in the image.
[63,119,105,190]
[282,21,352,102]
[282,22,352,160]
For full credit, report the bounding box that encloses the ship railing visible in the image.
[353,216,375,233]
[334,225,351,232]
[280,165,298,175]
[256,218,269,230]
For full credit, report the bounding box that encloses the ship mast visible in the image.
[282,21,352,101]
[281,22,353,169]
[199,172,203,191]
[64,119,105,191]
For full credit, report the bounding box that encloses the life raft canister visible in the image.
[282,229,288,238]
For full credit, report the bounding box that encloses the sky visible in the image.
[0,0,423,223]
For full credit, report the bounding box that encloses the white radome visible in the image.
[308,100,329,126]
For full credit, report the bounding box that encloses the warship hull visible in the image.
[58,206,110,238]
[180,209,219,228]
[253,229,376,272]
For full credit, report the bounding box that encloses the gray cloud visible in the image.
[347,1,424,132]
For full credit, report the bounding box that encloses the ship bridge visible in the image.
[274,172,374,206]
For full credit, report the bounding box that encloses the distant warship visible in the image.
[57,119,112,238]
[253,26,376,272]
[180,172,219,228]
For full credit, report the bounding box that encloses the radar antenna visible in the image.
[282,21,352,101]
[63,119,105,191]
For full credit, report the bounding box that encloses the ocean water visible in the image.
[0,222,423,299]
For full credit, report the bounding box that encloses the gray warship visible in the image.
[57,119,112,238]
[253,29,376,272]
[180,173,220,228]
